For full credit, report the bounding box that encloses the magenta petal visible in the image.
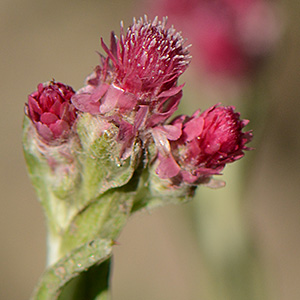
[117,120,134,142]
[186,139,201,158]
[204,142,221,154]
[159,123,182,141]
[50,99,61,116]
[117,92,137,111]
[49,120,69,138]
[156,153,181,179]
[106,17,190,95]
[117,120,135,159]
[152,128,171,156]
[183,116,204,142]
[170,114,188,126]
[37,83,44,93]
[71,93,100,114]
[28,96,42,114]
[100,85,123,113]
[90,83,109,102]
[101,37,119,67]
[40,112,59,125]
[36,122,53,141]
[59,102,69,120]
[146,113,169,128]
[39,93,53,111]
[158,90,182,113]
[158,83,185,98]
[146,94,181,127]
[110,32,118,58]
[134,106,148,130]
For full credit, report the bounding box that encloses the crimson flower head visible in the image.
[26,81,77,145]
[104,16,190,97]
[156,105,252,184]
[72,16,190,115]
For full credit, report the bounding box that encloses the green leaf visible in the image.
[60,189,135,255]
[30,238,113,300]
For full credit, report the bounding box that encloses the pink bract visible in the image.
[26,81,77,145]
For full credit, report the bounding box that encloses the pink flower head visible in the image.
[72,16,190,114]
[72,16,191,158]
[156,105,252,184]
[104,16,190,98]
[25,81,77,145]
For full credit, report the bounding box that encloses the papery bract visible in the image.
[26,81,77,145]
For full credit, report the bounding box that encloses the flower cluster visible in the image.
[23,17,257,300]
[25,16,252,188]
[71,16,191,158]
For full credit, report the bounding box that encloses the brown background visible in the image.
[1,0,300,299]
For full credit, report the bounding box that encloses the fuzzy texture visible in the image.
[26,81,77,145]
[155,105,252,184]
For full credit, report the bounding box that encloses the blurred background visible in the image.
[1,0,300,299]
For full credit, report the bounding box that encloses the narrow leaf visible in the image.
[31,238,113,300]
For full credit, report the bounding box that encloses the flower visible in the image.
[72,16,190,114]
[155,105,252,184]
[72,16,191,158]
[25,81,77,144]
[104,16,190,98]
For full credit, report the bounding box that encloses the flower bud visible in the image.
[155,105,252,185]
[25,81,77,145]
